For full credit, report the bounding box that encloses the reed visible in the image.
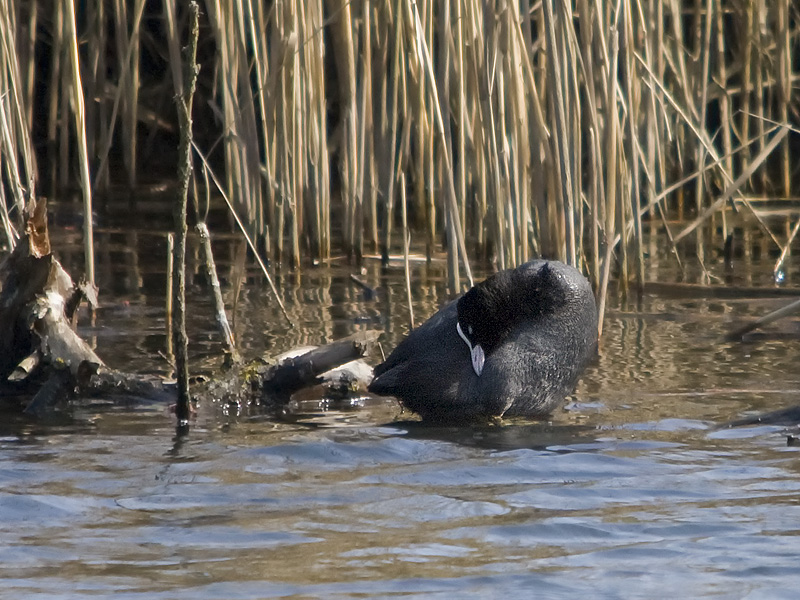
[64,0,95,286]
[0,0,797,335]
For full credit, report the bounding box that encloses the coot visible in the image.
[369,260,598,422]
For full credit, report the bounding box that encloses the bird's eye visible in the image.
[468,325,473,335]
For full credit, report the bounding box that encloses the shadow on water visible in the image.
[389,419,603,453]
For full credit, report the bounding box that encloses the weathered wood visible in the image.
[203,331,380,409]
[171,2,200,424]
[725,297,800,341]
[0,199,102,389]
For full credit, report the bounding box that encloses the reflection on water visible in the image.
[2,203,800,598]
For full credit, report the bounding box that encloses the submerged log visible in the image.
[0,199,379,415]
[202,331,379,410]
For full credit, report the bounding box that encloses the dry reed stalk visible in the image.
[0,0,36,201]
[109,0,143,186]
[476,6,505,269]
[642,0,666,224]
[1,0,798,342]
[692,0,712,254]
[465,0,488,255]
[112,0,131,184]
[754,0,767,192]
[197,223,241,363]
[438,0,459,291]
[163,1,183,95]
[637,54,743,196]
[194,146,293,327]
[380,0,403,264]
[92,0,138,187]
[639,131,772,219]
[508,8,530,265]
[0,184,14,250]
[673,126,790,245]
[94,0,147,190]
[588,126,601,284]
[245,0,276,250]
[0,96,26,228]
[774,216,800,279]
[776,0,791,199]
[413,0,426,254]
[316,0,331,259]
[576,0,603,283]
[407,0,473,287]
[364,4,382,255]
[739,1,754,170]
[128,0,144,186]
[166,232,174,358]
[272,2,290,264]
[560,0,583,266]
[84,1,101,162]
[622,0,644,291]
[46,0,62,188]
[423,0,436,260]
[455,0,466,241]
[496,64,513,269]
[330,0,359,260]
[597,25,619,338]
[300,0,329,261]
[64,0,95,286]
[400,172,414,329]
[542,0,576,266]
[713,0,732,216]
[0,21,23,247]
[290,4,301,268]
[207,0,263,256]
[276,62,288,265]
[57,4,70,192]
[355,2,371,260]
[363,2,379,255]
[20,2,36,133]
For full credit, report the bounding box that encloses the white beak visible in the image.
[457,322,485,376]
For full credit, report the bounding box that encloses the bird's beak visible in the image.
[457,322,485,376]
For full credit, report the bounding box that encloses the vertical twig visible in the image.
[172,2,200,425]
[166,232,174,359]
[197,223,241,364]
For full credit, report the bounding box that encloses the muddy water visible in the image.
[2,202,800,598]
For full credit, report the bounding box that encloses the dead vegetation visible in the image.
[0,0,797,335]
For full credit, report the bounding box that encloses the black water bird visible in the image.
[369,260,598,422]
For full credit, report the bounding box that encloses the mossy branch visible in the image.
[172,1,200,425]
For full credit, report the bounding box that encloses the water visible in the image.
[2,201,800,598]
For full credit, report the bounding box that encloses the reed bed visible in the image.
[0,0,798,333]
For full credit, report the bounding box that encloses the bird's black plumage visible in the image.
[369,260,598,422]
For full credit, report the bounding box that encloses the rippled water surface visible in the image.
[2,203,800,598]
